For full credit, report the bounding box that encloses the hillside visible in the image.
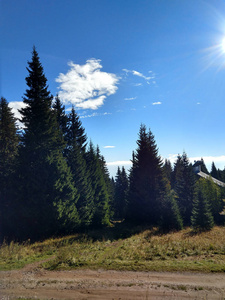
[1,225,225,273]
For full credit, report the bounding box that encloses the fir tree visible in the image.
[85,142,111,227]
[200,177,224,225]
[96,146,114,220]
[162,159,172,185]
[0,97,19,239]
[65,107,94,227]
[173,152,195,225]
[127,124,166,225]
[211,162,219,180]
[52,94,68,136]
[161,190,183,231]
[114,166,129,219]
[65,106,87,152]
[191,179,214,231]
[17,47,80,239]
[200,158,209,174]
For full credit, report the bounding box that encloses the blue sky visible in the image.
[1,0,225,177]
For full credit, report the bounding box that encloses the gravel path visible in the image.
[0,260,225,299]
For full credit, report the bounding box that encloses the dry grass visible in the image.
[1,226,225,272]
[44,226,225,272]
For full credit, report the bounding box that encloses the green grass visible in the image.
[1,225,225,273]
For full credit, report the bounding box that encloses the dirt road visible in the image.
[0,260,225,299]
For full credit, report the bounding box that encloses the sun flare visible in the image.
[221,38,225,53]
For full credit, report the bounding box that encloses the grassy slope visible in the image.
[1,225,225,273]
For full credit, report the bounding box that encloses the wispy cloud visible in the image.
[124,97,136,101]
[56,59,119,110]
[134,83,143,87]
[152,102,162,105]
[103,146,115,149]
[79,112,112,119]
[123,68,155,85]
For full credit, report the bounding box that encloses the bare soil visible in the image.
[0,260,225,300]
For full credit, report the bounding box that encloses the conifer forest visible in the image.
[1,48,225,242]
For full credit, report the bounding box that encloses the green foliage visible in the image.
[52,94,68,136]
[196,177,224,225]
[172,152,196,225]
[127,124,167,225]
[85,142,111,227]
[16,47,80,240]
[2,46,225,240]
[0,97,19,240]
[64,107,94,227]
[161,190,183,231]
[191,179,214,231]
[114,166,129,219]
[162,159,172,184]
[211,162,219,180]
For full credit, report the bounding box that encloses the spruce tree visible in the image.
[65,106,87,152]
[85,142,111,227]
[52,94,68,136]
[211,162,219,180]
[163,159,172,185]
[65,107,94,227]
[173,152,195,225]
[200,177,224,225]
[0,97,19,239]
[127,124,166,224]
[17,47,80,239]
[114,166,129,220]
[161,190,183,231]
[200,158,209,174]
[96,146,114,220]
[191,179,214,231]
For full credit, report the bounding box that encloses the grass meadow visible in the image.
[1,224,225,273]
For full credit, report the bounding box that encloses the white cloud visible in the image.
[106,160,132,177]
[103,146,115,149]
[9,101,27,128]
[56,59,119,110]
[107,160,132,166]
[80,112,112,119]
[134,83,143,87]
[123,68,155,84]
[124,97,136,101]
[167,154,225,170]
[152,102,162,105]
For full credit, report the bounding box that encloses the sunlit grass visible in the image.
[1,226,225,273]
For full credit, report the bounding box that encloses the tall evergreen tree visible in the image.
[200,177,224,225]
[191,178,214,231]
[161,190,183,231]
[96,146,114,220]
[65,106,87,152]
[162,159,172,185]
[114,166,129,220]
[173,152,195,225]
[65,107,94,227]
[85,142,111,227]
[17,47,80,239]
[127,124,167,224]
[52,94,68,136]
[0,97,19,239]
[211,162,219,180]
[200,158,209,174]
